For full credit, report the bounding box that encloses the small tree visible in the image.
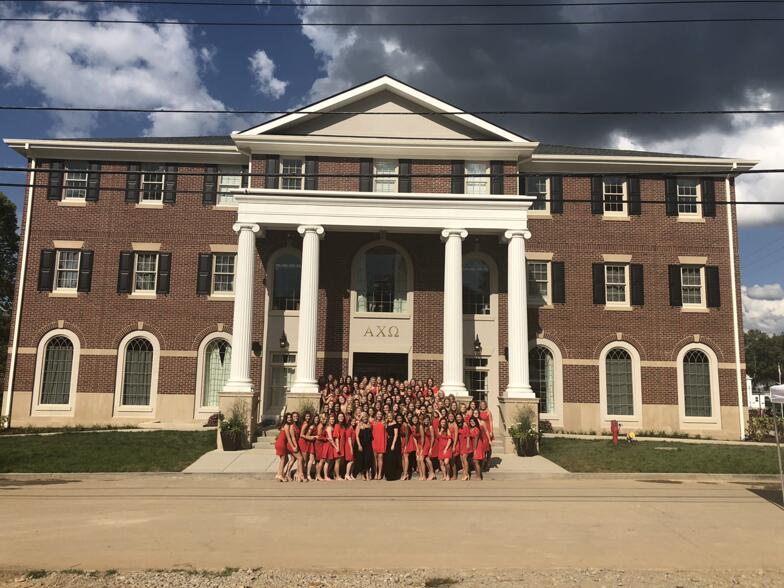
[0,191,19,386]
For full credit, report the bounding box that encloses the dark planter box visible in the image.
[515,437,539,457]
[220,431,242,451]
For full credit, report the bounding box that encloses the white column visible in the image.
[504,229,536,399]
[223,222,262,394]
[290,225,325,395]
[441,228,469,396]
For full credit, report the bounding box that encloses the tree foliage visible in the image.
[745,329,784,387]
[0,191,19,383]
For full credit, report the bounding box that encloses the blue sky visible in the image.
[0,0,782,332]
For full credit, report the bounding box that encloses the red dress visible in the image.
[274,426,288,457]
[404,424,416,453]
[437,431,452,460]
[371,421,386,454]
[479,410,493,439]
[421,426,432,456]
[471,426,485,460]
[325,426,337,460]
[315,425,328,460]
[298,423,310,454]
[343,425,354,462]
[290,423,300,454]
[458,424,471,455]
[333,424,344,458]
[429,418,441,459]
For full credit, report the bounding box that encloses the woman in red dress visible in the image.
[447,412,459,481]
[371,410,386,480]
[478,400,494,471]
[315,413,328,481]
[469,416,483,480]
[456,413,471,481]
[274,413,292,483]
[333,412,345,480]
[400,416,411,481]
[287,412,304,482]
[324,413,338,481]
[421,416,436,480]
[343,416,356,480]
[299,412,315,481]
[437,420,453,481]
[429,412,441,474]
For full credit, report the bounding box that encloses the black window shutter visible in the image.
[592,263,606,304]
[551,261,566,304]
[77,250,94,293]
[519,173,528,195]
[240,164,249,188]
[38,249,56,292]
[359,158,372,192]
[197,253,212,295]
[86,162,101,202]
[451,160,465,194]
[628,177,641,216]
[202,165,218,206]
[490,161,504,195]
[125,164,141,203]
[47,161,64,201]
[398,159,412,193]
[550,175,564,214]
[706,265,721,308]
[665,177,678,216]
[265,155,279,189]
[668,265,682,306]
[117,251,133,293]
[701,178,716,217]
[630,263,644,306]
[305,157,319,191]
[163,164,178,204]
[156,253,172,295]
[591,176,603,214]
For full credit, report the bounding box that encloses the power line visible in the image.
[9,0,784,7]
[3,16,784,26]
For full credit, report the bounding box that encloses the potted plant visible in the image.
[219,401,248,451]
[508,408,541,457]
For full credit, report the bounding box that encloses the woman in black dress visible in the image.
[356,412,374,481]
[384,413,403,481]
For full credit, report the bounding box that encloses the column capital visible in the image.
[232,222,262,235]
[440,228,468,242]
[297,225,325,239]
[503,228,531,241]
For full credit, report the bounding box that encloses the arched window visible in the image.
[122,337,154,406]
[605,347,634,416]
[357,245,408,313]
[683,349,712,417]
[529,346,555,414]
[463,258,491,315]
[40,336,74,405]
[271,253,301,311]
[202,339,232,408]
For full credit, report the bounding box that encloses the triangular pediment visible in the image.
[239,76,529,143]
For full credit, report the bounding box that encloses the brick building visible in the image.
[1,76,756,440]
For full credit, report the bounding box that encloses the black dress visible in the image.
[357,426,373,475]
[384,423,402,481]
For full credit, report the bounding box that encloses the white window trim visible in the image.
[53,249,81,293]
[140,166,166,203]
[31,329,81,416]
[463,355,490,400]
[114,330,160,416]
[132,252,159,294]
[598,340,642,425]
[62,164,88,201]
[194,332,233,418]
[526,259,551,307]
[266,350,297,411]
[676,177,702,219]
[604,263,630,308]
[216,166,243,209]
[279,157,305,191]
[526,175,550,215]
[373,159,399,193]
[533,338,564,426]
[268,247,302,316]
[210,253,236,297]
[350,239,414,318]
[676,343,722,429]
[681,265,706,309]
[602,176,628,217]
[464,161,490,195]
[462,251,498,318]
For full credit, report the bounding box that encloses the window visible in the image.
[202,339,231,408]
[680,265,704,306]
[603,176,626,215]
[140,165,165,202]
[54,250,80,291]
[357,245,408,313]
[530,346,555,414]
[272,253,301,311]
[39,336,74,405]
[527,261,550,305]
[269,352,296,408]
[605,264,629,305]
[526,175,549,212]
[465,162,489,195]
[374,160,398,192]
[683,349,712,417]
[677,178,700,216]
[464,356,489,402]
[122,337,154,406]
[217,167,243,206]
[212,254,235,294]
[280,158,304,190]
[463,258,491,315]
[605,348,634,416]
[63,162,88,200]
[134,253,158,293]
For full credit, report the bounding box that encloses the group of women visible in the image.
[274,375,494,483]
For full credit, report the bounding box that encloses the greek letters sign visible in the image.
[363,325,400,338]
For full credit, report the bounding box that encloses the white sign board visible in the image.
[771,384,784,404]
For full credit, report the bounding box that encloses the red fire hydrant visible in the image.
[610,419,621,446]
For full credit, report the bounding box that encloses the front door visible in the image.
[352,352,408,381]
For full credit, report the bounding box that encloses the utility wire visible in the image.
[9,0,784,7]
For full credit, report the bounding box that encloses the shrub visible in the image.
[539,419,554,434]
[205,412,222,428]
[219,401,248,438]
[746,414,784,442]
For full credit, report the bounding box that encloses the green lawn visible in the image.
[541,437,781,474]
[0,430,215,473]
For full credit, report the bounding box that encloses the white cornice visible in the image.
[526,153,758,174]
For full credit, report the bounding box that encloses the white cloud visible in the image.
[0,4,244,137]
[743,286,784,334]
[249,50,288,100]
[746,283,784,301]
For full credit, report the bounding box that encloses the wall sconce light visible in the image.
[251,341,262,357]
[473,334,482,354]
[279,331,288,348]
